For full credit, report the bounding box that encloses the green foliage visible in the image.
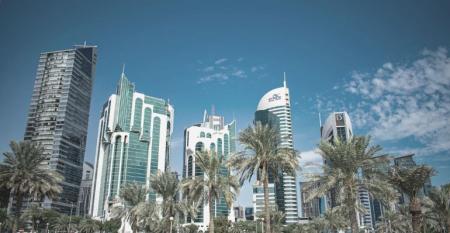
[422,184,450,233]
[308,136,393,232]
[79,218,101,233]
[101,218,121,233]
[214,216,232,233]
[181,224,199,233]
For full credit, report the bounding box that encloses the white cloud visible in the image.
[197,57,265,84]
[344,48,450,156]
[215,58,227,64]
[298,149,323,180]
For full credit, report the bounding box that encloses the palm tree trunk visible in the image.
[410,197,422,233]
[346,183,358,233]
[208,192,214,233]
[262,165,271,233]
[13,192,23,233]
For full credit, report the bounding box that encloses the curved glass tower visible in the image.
[254,79,298,224]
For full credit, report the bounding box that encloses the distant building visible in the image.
[234,206,245,221]
[77,162,94,217]
[300,181,325,218]
[23,44,97,214]
[182,110,236,231]
[320,112,373,229]
[90,73,174,219]
[253,78,299,223]
[245,207,254,221]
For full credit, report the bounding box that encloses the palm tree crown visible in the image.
[307,136,393,232]
[0,141,62,232]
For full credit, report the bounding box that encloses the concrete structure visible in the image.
[23,44,97,214]
[253,77,299,223]
[320,112,373,229]
[245,207,254,221]
[182,110,236,231]
[90,73,174,219]
[77,162,94,217]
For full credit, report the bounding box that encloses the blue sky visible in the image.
[1,0,450,207]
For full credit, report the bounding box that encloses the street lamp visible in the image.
[0,222,3,233]
[46,222,50,233]
[36,219,40,233]
[261,218,264,233]
[68,202,74,233]
[169,216,174,233]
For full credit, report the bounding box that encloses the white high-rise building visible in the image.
[253,78,299,224]
[321,112,373,229]
[182,110,236,231]
[90,73,174,219]
[252,181,276,219]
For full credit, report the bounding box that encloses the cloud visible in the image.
[298,149,323,180]
[215,58,227,64]
[197,57,266,84]
[343,48,450,156]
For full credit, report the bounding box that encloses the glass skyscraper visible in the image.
[90,74,174,219]
[254,79,299,224]
[24,45,97,214]
[182,110,236,231]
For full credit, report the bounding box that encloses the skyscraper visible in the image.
[90,73,174,219]
[321,112,373,229]
[253,78,299,224]
[182,110,236,231]
[77,162,94,217]
[24,44,97,214]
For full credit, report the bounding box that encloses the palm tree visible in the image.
[375,208,411,233]
[306,136,394,233]
[78,218,101,233]
[0,141,62,233]
[423,185,450,233]
[228,122,299,233]
[110,182,149,233]
[150,170,196,232]
[321,207,349,232]
[20,203,44,233]
[389,165,434,233]
[182,150,240,233]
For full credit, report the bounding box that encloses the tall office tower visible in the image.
[300,181,325,218]
[90,74,174,219]
[394,154,432,203]
[23,45,97,214]
[77,162,94,217]
[254,78,299,224]
[321,112,373,229]
[182,110,236,231]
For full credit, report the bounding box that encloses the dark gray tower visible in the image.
[24,44,97,214]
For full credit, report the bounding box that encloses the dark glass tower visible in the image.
[24,45,97,214]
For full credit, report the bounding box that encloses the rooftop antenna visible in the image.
[203,109,207,123]
[319,112,322,127]
[283,72,287,88]
[121,64,126,77]
[83,41,87,47]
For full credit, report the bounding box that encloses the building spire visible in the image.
[121,64,126,79]
[283,72,287,88]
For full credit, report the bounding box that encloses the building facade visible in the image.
[90,74,174,219]
[320,112,373,229]
[300,181,325,218]
[252,182,276,219]
[23,45,97,214]
[253,79,299,223]
[182,111,236,231]
[77,162,94,217]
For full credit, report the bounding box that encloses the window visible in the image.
[206,133,211,138]
[200,132,205,138]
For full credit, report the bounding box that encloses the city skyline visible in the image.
[1,0,450,209]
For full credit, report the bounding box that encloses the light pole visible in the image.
[36,219,40,233]
[169,216,174,233]
[261,218,264,233]
[68,202,74,233]
[0,222,3,233]
[46,222,50,233]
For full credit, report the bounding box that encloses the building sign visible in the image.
[268,93,281,102]
[335,113,345,126]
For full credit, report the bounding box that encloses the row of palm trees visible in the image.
[1,122,449,233]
